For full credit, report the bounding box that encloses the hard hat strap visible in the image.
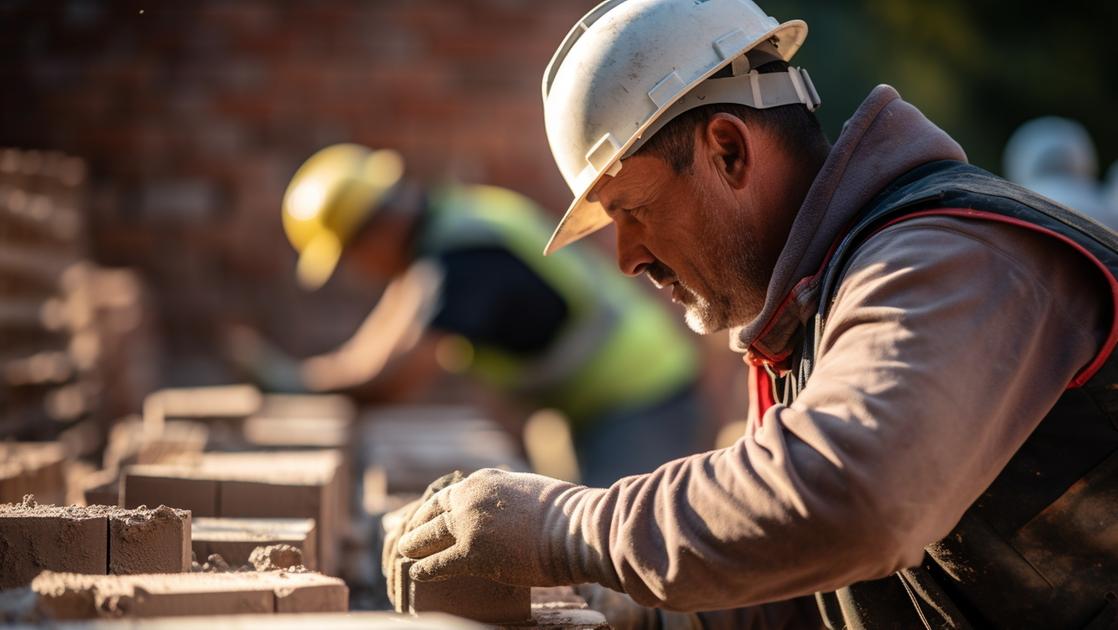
[622,66,821,160]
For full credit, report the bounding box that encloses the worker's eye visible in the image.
[624,206,648,219]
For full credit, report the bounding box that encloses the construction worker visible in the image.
[1004,116,1118,230]
[394,0,1118,627]
[237,144,703,486]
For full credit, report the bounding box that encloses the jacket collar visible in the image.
[731,85,968,366]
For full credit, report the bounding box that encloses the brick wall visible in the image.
[0,0,598,384]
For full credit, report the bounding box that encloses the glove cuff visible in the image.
[541,485,621,589]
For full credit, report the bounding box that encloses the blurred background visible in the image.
[0,0,1116,613]
[2,0,1116,390]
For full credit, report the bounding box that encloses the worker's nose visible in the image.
[615,220,654,277]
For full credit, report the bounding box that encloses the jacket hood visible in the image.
[731,85,968,357]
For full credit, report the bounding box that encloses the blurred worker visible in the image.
[395,1,1118,628]
[237,143,702,486]
[1004,116,1117,230]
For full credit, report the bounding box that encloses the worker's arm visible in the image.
[299,261,443,398]
[398,216,1107,610]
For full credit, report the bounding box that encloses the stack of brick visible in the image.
[71,415,211,509]
[0,497,191,589]
[242,393,355,451]
[121,449,345,576]
[242,393,356,532]
[359,406,528,513]
[0,148,159,442]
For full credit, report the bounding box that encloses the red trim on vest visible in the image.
[754,365,776,424]
[748,231,851,366]
[870,208,1118,388]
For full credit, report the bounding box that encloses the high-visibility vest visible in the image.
[416,184,697,425]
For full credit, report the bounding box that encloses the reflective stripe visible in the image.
[418,184,697,422]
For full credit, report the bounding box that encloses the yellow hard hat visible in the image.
[282,144,405,290]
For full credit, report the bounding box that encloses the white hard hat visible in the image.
[1004,117,1099,185]
[541,0,819,254]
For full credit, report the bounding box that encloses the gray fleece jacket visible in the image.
[556,85,1109,618]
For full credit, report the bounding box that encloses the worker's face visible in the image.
[344,215,413,280]
[591,115,790,334]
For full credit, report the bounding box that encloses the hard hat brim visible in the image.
[543,19,808,256]
[295,232,344,291]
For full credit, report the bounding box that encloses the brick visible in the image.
[120,451,342,576]
[0,500,194,588]
[108,505,192,574]
[30,571,348,619]
[409,574,532,625]
[0,442,67,505]
[207,451,341,576]
[191,517,316,570]
[143,385,261,439]
[393,558,413,614]
[121,466,219,516]
[103,417,208,470]
[0,500,107,589]
[273,572,349,613]
[80,469,119,508]
[360,410,525,506]
[531,587,610,629]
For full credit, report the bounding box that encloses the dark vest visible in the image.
[770,161,1118,629]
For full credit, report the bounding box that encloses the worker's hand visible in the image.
[397,468,601,587]
[381,472,465,607]
[224,324,307,393]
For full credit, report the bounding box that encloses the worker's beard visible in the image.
[648,228,768,336]
[680,178,772,334]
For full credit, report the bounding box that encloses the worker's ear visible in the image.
[702,113,752,190]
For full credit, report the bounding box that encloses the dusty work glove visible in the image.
[397,468,607,587]
[381,471,465,607]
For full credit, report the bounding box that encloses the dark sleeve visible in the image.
[427,247,569,356]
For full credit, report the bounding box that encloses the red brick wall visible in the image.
[0,0,599,384]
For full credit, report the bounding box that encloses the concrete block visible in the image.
[121,466,218,516]
[191,517,316,570]
[0,500,107,589]
[29,571,348,619]
[108,505,192,574]
[409,574,532,624]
